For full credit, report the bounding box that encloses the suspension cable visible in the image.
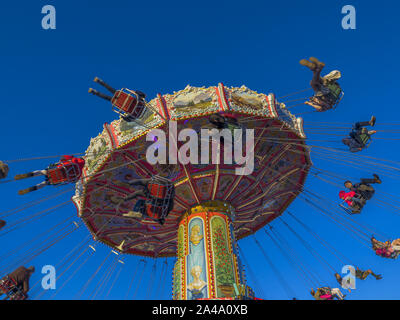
[237,244,266,299]
[253,235,296,299]
[76,250,112,299]
[125,259,143,300]
[279,217,337,275]
[264,227,316,288]
[132,259,148,300]
[145,259,157,300]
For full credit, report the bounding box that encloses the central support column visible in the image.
[173,200,254,300]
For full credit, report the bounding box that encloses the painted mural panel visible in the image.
[186,217,208,300]
[85,130,111,174]
[211,216,236,298]
[176,183,197,206]
[169,86,219,119]
[195,177,213,200]
[228,86,267,115]
[215,175,235,199]
[177,224,185,258]
[229,223,244,284]
[173,260,181,300]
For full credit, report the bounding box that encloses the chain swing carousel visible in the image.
[3,59,400,300]
[73,82,311,300]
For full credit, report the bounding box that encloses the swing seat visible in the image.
[143,199,171,224]
[0,277,14,294]
[144,195,173,223]
[8,289,27,300]
[312,81,344,111]
[339,193,366,214]
[319,294,333,300]
[317,90,344,110]
[0,277,27,300]
[148,176,174,200]
[140,176,174,224]
[358,133,372,149]
[111,89,146,120]
[47,163,80,185]
[148,183,171,200]
[390,251,400,259]
[375,247,397,259]
[144,203,166,220]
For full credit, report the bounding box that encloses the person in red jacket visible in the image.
[339,190,366,214]
[371,236,400,259]
[14,155,85,195]
[339,190,356,206]
[0,220,5,231]
[311,287,344,300]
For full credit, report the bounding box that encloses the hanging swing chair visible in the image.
[0,277,27,300]
[111,88,147,122]
[46,162,82,185]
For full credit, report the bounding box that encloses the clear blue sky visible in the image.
[0,0,399,300]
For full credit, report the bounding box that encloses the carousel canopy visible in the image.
[73,84,311,257]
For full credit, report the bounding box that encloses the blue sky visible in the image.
[0,0,400,300]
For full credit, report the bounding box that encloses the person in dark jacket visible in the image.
[342,116,377,152]
[300,57,342,112]
[334,267,382,287]
[0,266,35,299]
[344,174,381,201]
[0,220,5,231]
[208,113,243,152]
[0,161,9,180]
[209,113,240,131]
[110,176,175,225]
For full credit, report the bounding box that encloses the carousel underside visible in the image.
[72,84,311,257]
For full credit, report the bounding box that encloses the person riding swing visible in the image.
[111,175,175,225]
[311,287,345,300]
[14,155,85,195]
[299,57,343,112]
[345,174,381,199]
[371,236,400,259]
[334,267,382,288]
[342,116,377,152]
[339,174,381,213]
[0,161,9,180]
[0,266,35,300]
[209,113,241,132]
[339,190,366,214]
[89,77,147,122]
[208,113,243,149]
